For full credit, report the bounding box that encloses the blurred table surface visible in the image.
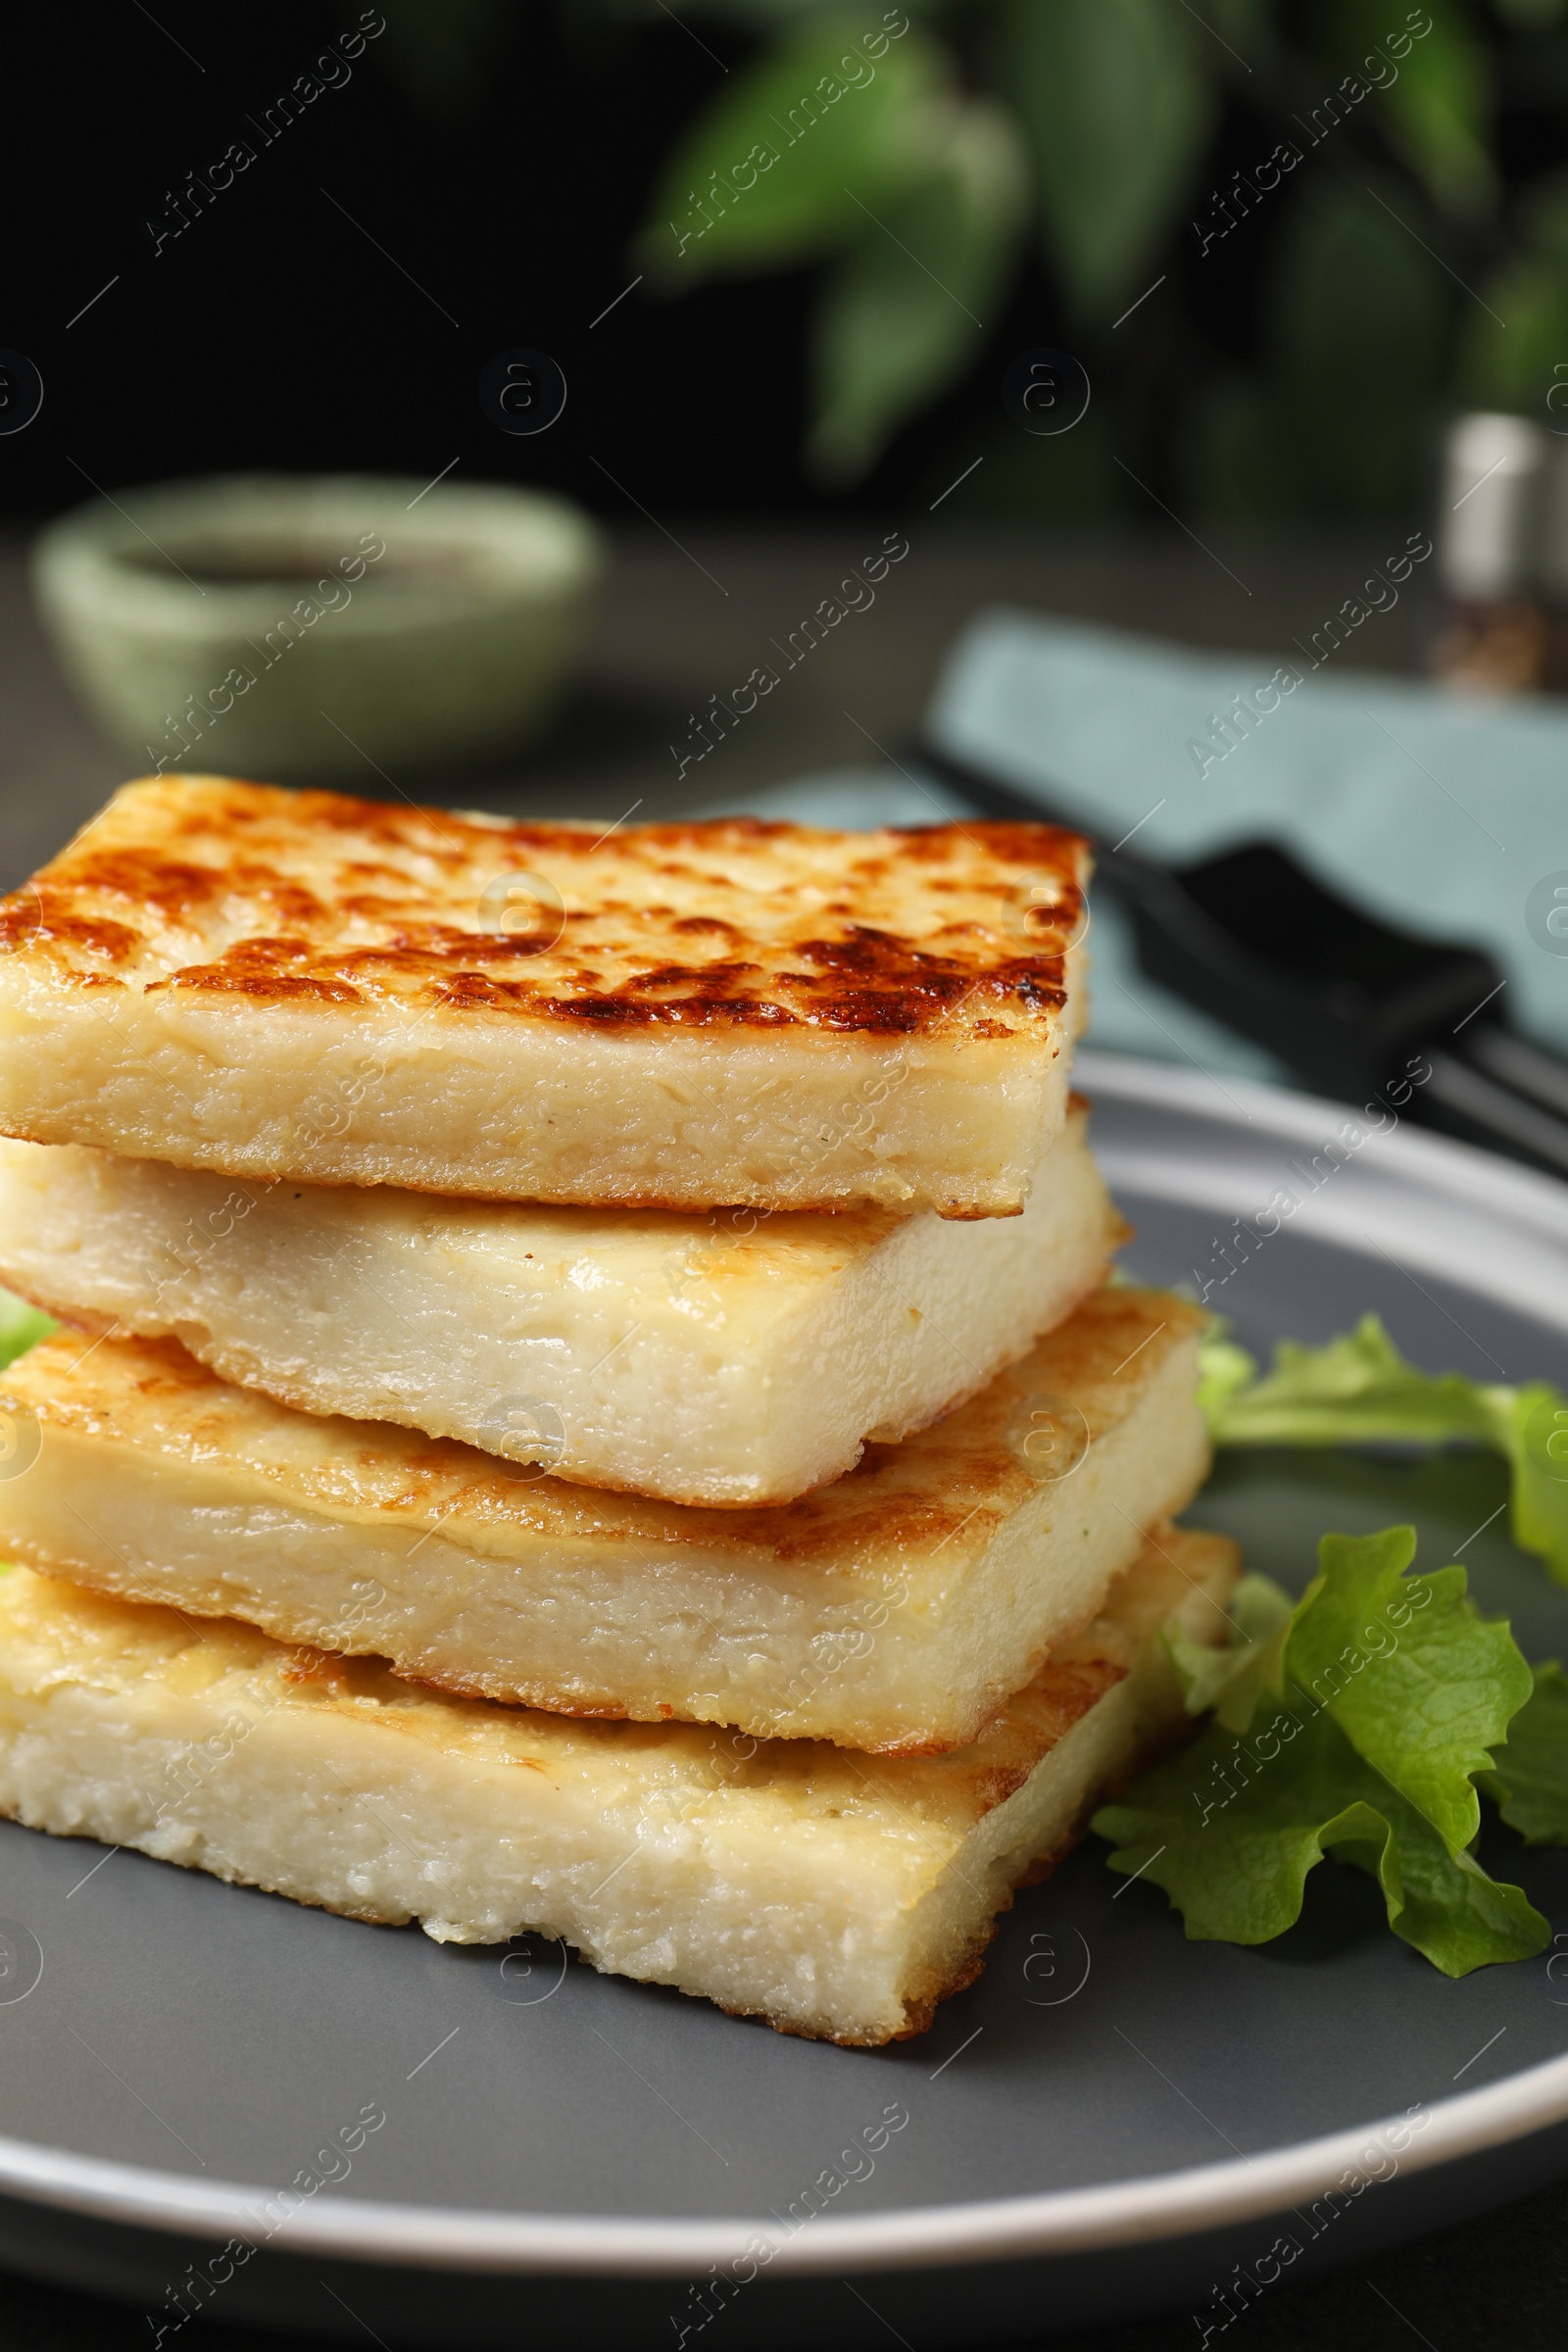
[0,521,1439,883]
[0,522,1561,2352]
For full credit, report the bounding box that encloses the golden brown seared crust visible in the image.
[0,1285,1203,1568]
[0,775,1089,1040]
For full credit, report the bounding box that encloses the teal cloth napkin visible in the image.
[930,612,1568,1075]
[697,612,1568,1081]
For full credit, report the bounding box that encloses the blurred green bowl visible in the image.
[31,473,605,784]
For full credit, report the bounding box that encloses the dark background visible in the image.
[1,1,951,524]
[6,0,1561,535]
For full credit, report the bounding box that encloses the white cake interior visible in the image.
[0,1102,1115,1505]
[0,1530,1237,2043]
[0,1287,1210,1752]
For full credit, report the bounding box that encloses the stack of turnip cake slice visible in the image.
[0,776,1233,2045]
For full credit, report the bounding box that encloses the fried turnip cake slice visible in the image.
[0,1288,1208,1753]
[0,776,1089,1215]
[0,1101,1116,1507]
[0,1529,1236,2043]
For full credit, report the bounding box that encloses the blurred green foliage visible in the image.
[1324,0,1495,213]
[378,0,1568,514]
[1185,175,1450,514]
[636,16,958,272]
[807,96,1028,479]
[1008,0,1216,321]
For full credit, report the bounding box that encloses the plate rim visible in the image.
[0,2053,1563,2278]
[1073,1049,1568,1245]
[4,1053,1567,2279]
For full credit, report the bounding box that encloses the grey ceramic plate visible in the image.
[2,1054,1566,2350]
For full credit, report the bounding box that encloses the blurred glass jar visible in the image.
[1428,413,1568,694]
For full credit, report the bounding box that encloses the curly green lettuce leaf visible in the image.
[1099,1708,1544,1973]
[1493,1389,1568,1588]
[1094,1525,1548,1975]
[1200,1314,1506,1448]
[1165,1570,1292,1721]
[1479,1662,1568,1846]
[1200,1315,1568,1587]
[0,1286,53,1371]
[1290,1528,1531,1851]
